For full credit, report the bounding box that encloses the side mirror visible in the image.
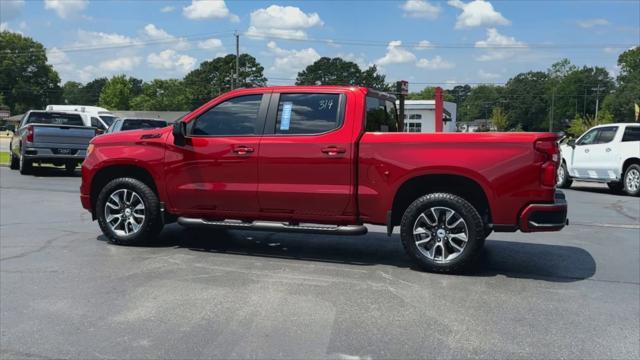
[172,121,187,146]
[568,139,576,148]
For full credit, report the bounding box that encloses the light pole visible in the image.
[592,84,604,124]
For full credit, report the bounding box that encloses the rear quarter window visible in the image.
[365,96,398,132]
[622,126,640,142]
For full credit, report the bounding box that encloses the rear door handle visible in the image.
[321,146,346,156]
[233,145,254,155]
[606,148,612,152]
[584,149,589,153]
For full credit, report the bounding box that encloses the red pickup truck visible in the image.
[80,86,567,273]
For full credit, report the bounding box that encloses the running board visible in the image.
[177,217,368,236]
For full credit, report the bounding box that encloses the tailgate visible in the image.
[33,125,95,146]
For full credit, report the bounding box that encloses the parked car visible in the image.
[107,118,168,133]
[10,111,96,174]
[558,123,640,196]
[45,105,117,134]
[80,86,567,273]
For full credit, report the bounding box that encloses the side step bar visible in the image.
[177,217,368,236]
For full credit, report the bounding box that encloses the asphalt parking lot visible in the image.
[1,166,639,359]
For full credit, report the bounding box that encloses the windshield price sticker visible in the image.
[280,102,293,130]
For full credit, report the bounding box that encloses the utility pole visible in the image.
[592,84,603,124]
[234,31,240,90]
[549,88,556,132]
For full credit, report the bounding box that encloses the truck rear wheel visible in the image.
[623,164,640,197]
[19,156,32,175]
[400,193,484,273]
[96,177,164,245]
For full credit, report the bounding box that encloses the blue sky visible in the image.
[1,0,638,91]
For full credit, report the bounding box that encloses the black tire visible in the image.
[622,164,640,197]
[9,152,19,170]
[65,161,77,174]
[19,155,32,175]
[400,193,485,274]
[607,181,624,193]
[96,177,164,245]
[556,162,573,188]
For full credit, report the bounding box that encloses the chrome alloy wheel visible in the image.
[626,168,640,192]
[104,189,146,236]
[557,164,565,185]
[413,207,469,263]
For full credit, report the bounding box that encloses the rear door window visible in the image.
[595,126,618,144]
[365,96,399,132]
[274,93,343,135]
[622,126,640,142]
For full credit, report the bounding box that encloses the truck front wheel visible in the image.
[556,162,572,188]
[96,178,164,245]
[400,193,484,273]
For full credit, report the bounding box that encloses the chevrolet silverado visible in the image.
[81,86,567,273]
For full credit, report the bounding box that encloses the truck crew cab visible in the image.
[81,86,567,273]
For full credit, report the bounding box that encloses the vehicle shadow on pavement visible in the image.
[21,166,79,177]
[98,225,596,282]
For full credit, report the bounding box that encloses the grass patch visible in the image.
[0,152,9,166]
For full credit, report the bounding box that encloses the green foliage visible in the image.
[82,78,108,105]
[458,85,504,123]
[491,107,509,131]
[0,31,62,114]
[99,75,133,110]
[407,87,455,102]
[62,81,85,104]
[566,110,614,138]
[296,57,390,91]
[184,53,266,109]
[130,79,190,111]
[504,71,550,131]
[603,47,640,121]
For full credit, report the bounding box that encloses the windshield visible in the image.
[99,115,117,126]
[121,119,168,131]
[25,112,84,126]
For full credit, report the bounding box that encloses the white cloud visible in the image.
[183,0,238,22]
[478,69,500,79]
[197,38,224,50]
[376,40,417,65]
[266,41,320,77]
[147,49,197,73]
[475,28,527,61]
[401,0,441,19]
[160,5,175,13]
[0,0,25,21]
[75,30,135,47]
[414,40,433,50]
[46,47,95,82]
[416,56,454,69]
[448,0,510,29]
[143,24,190,50]
[99,56,142,72]
[44,0,88,19]
[577,18,609,28]
[0,22,22,34]
[247,5,323,40]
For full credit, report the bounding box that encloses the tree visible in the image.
[491,107,509,131]
[184,53,266,109]
[503,71,550,131]
[407,86,455,101]
[567,109,614,138]
[603,47,640,121]
[130,79,190,111]
[82,78,108,105]
[458,85,504,123]
[447,85,472,105]
[99,75,132,110]
[0,31,62,114]
[296,57,390,90]
[62,81,85,104]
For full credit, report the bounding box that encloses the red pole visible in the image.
[435,87,443,132]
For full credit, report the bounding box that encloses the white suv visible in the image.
[558,123,640,196]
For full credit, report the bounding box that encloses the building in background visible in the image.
[398,100,457,133]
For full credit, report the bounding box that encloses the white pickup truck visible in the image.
[558,123,640,196]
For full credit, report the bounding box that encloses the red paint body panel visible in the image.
[80,85,565,233]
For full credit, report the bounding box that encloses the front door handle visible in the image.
[606,147,612,152]
[321,146,346,156]
[233,145,254,155]
[584,149,590,153]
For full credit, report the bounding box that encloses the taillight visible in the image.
[26,125,34,143]
[535,139,560,187]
